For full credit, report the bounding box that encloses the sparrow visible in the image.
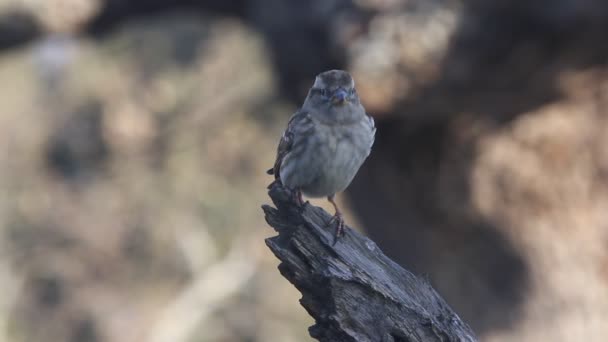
[267,70,376,243]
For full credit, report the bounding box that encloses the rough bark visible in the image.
[262,181,477,342]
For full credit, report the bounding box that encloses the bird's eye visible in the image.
[349,88,356,95]
[320,89,329,97]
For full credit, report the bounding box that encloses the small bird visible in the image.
[267,70,376,242]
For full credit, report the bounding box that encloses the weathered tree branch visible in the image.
[262,181,477,342]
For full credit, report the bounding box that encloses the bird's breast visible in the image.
[298,121,373,197]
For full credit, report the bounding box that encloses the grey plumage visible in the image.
[268,70,375,241]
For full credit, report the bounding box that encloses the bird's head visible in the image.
[304,70,360,110]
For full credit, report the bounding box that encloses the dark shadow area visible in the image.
[86,0,248,35]
[245,0,355,101]
[347,120,530,332]
[46,100,109,184]
[0,10,41,50]
[69,317,98,342]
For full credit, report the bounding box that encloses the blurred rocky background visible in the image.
[1,0,608,341]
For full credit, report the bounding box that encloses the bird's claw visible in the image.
[329,212,345,246]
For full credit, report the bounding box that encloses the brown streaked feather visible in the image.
[268,109,311,180]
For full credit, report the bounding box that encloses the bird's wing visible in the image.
[267,109,312,180]
[367,113,376,150]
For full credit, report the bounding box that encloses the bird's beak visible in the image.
[331,89,348,105]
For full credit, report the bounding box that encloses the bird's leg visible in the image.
[327,194,345,244]
[293,188,304,207]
